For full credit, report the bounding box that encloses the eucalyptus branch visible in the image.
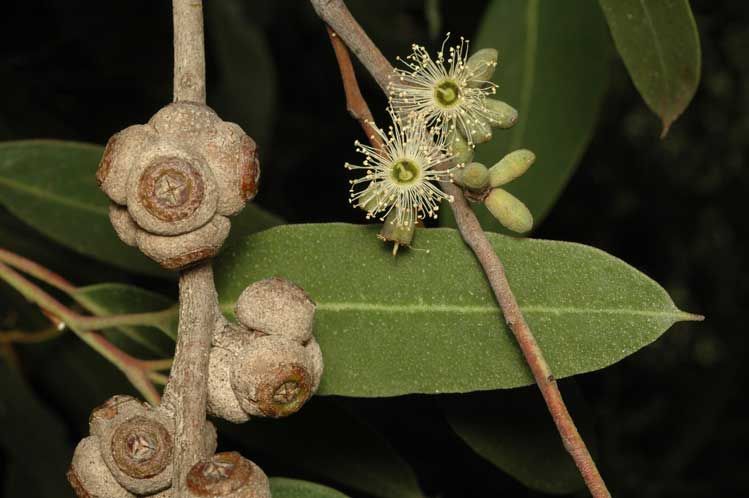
[172,0,206,102]
[312,2,611,496]
[0,260,162,404]
[326,26,384,150]
[158,1,224,493]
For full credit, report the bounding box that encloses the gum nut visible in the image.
[459,117,493,145]
[304,337,324,392]
[68,437,135,498]
[483,99,518,129]
[186,452,271,498]
[235,278,316,343]
[149,102,223,143]
[213,322,266,351]
[231,335,315,418]
[109,203,138,246]
[89,395,144,436]
[489,149,535,188]
[465,48,499,84]
[97,124,158,205]
[136,214,230,270]
[447,130,474,165]
[127,153,219,236]
[207,345,250,423]
[484,188,533,234]
[203,121,261,215]
[460,162,489,190]
[95,407,175,495]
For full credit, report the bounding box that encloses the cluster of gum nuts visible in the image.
[69,102,323,497]
[68,277,322,498]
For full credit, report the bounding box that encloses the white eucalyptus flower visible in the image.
[388,34,504,145]
[345,108,455,227]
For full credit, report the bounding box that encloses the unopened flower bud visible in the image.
[459,117,493,145]
[483,99,518,129]
[446,130,474,165]
[457,162,489,190]
[465,48,499,84]
[489,149,535,187]
[484,188,533,234]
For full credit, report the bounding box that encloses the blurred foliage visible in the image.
[0,0,744,497]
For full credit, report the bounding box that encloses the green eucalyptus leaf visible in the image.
[0,361,74,498]
[222,399,422,498]
[214,223,699,397]
[443,382,596,494]
[598,0,701,137]
[71,224,698,399]
[442,0,609,230]
[270,478,351,498]
[0,140,283,278]
[73,283,177,358]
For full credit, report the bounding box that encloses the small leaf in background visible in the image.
[221,398,423,498]
[270,478,351,498]
[0,141,283,278]
[443,382,596,494]
[73,283,177,358]
[214,224,699,397]
[0,361,74,498]
[206,0,277,150]
[441,0,610,231]
[598,0,701,137]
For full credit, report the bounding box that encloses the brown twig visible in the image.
[163,1,223,493]
[312,2,611,496]
[326,26,384,150]
[173,0,206,102]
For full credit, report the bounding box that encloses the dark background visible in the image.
[0,1,746,497]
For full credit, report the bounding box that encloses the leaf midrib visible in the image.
[639,0,672,106]
[220,302,691,320]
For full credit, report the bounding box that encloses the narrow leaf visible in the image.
[442,0,610,230]
[214,223,700,397]
[74,284,177,358]
[443,382,596,494]
[0,140,283,277]
[270,478,351,498]
[222,399,423,498]
[598,0,701,136]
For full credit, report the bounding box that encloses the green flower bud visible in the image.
[459,117,493,145]
[465,48,499,85]
[378,210,415,255]
[483,99,518,129]
[457,162,489,190]
[447,130,474,165]
[489,149,535,187]
[484,188,533,234]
